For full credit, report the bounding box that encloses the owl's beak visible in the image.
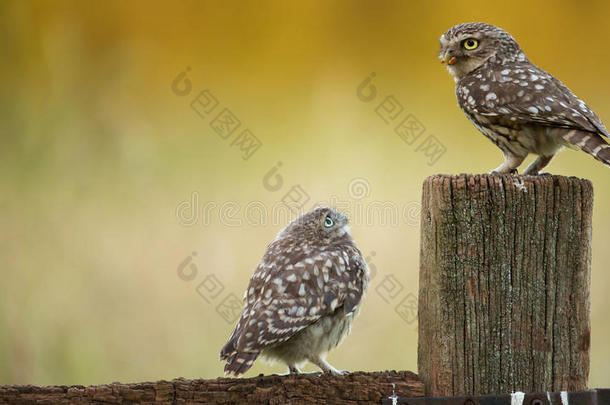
[441,51,457,65]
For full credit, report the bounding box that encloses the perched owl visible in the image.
[439,22,610,174]
[220,207,369,377]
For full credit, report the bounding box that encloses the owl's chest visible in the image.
[305,305,358,353]
[461,107,534,155]
[459,104,510,144]
[464,112,499,139]
[461,105,561,156]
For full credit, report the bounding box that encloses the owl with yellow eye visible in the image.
[440,22,610,174]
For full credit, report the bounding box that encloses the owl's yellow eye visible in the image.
[463,38,479,50]
[324,216,334,228]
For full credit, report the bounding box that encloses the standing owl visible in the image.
[220,207,369,377]
[439,22,610,174]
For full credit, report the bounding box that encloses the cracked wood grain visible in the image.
[418,174,592,396]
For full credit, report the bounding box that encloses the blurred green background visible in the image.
[1,0,609,387]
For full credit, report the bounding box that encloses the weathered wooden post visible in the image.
[418,174,592,396]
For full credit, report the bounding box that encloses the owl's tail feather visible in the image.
[219,338,236,361]
[224,351,259,377]
[563,130,610,167]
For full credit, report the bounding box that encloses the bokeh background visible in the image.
[1,0,609,387]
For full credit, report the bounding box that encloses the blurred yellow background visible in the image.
[1,0,609,388]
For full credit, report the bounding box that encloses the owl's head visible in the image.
[439,22,526,82]
[280,207,350,243]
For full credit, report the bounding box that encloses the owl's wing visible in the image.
[228,246,366,354]
[546,76,608,137]
[459,62,609,137]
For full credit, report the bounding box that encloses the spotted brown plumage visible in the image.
[440,22,610,174]
[219,207,369,377]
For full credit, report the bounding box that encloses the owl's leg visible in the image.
[490,152,527,174]
[309,357,345,375]
[288,365,302,374]
[522,155,555,175]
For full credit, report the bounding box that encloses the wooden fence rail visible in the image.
[0,371,423,404]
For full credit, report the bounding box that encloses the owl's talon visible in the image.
[325,369,346,375]
[288,365,302,374]
[286,371,323,376]
[489,169,518,175]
